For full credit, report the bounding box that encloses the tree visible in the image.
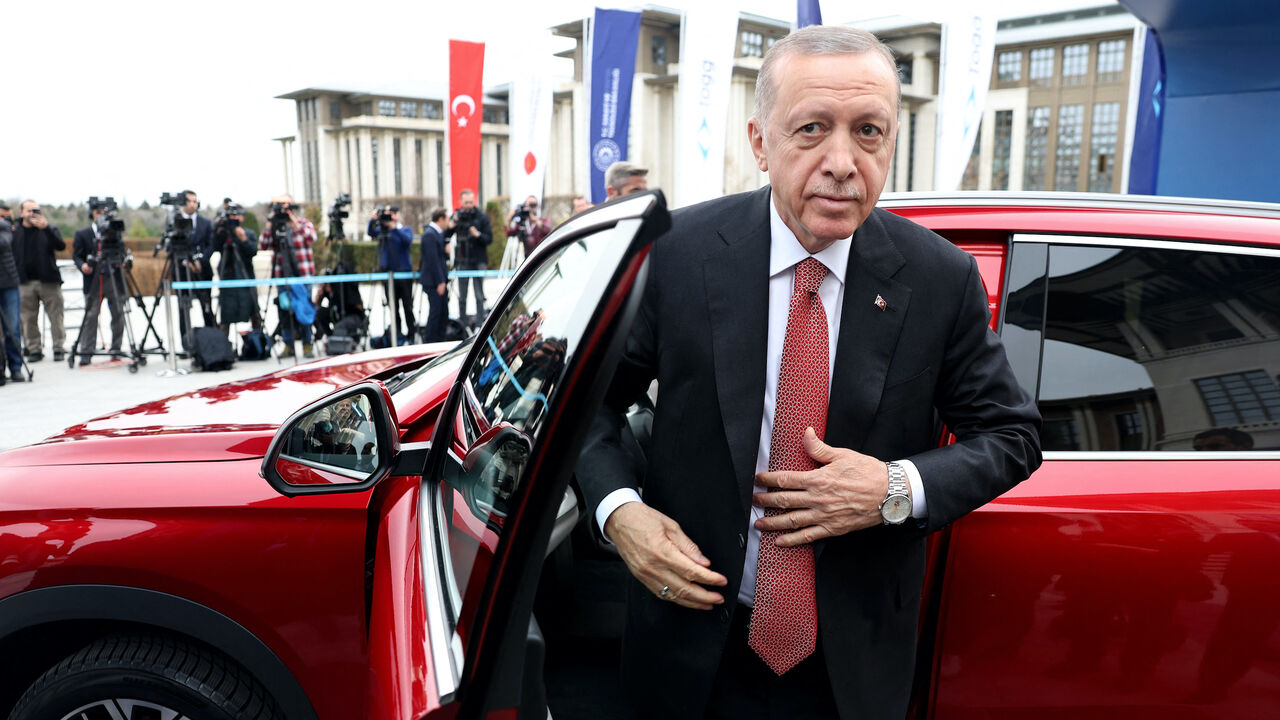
[242,211,260,232]
[139,199,152,210]
[128,217,155,238]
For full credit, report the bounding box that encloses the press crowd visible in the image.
[0,161,650,385]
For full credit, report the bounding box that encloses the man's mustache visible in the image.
[809,184,862,202]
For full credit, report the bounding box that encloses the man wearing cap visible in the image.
[368,205,416,343]
[605,161,650,200]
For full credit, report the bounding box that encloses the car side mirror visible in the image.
[262,380,400,496]
[449,423,533,527]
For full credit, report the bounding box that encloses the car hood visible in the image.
[1,346,444,467]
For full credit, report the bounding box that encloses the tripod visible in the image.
[69,252,145,373]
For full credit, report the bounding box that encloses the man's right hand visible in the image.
[604,502,727,610]
[436,282,446,296]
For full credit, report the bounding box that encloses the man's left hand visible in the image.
[752,428,892,546]
[468,226,479,238]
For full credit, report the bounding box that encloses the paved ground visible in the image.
[1,269,505,451]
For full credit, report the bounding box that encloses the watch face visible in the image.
[882,494,911,524]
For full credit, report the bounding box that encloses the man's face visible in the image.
[525,196,538,210]
[91,208,106,221]
[183,194,199,215]
[607,175,648,199]
[20,202,40,224]
[390,210,401,224]
[748,51,898,253]
[460,193,476,211]
[0,207,11,221]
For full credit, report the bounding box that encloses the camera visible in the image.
[88,196,128,268]
[374,204,397,226]
[328,193,351,240]
[215,201,245,236]
[157,192,199,262]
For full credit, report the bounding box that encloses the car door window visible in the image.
[1005,237,1280,451]
[430,221,642,643]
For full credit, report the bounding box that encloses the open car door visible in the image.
[366,191,671,719]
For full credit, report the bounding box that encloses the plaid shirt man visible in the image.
[261,219,317,278]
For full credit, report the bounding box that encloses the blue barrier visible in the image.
[171,268,516,291]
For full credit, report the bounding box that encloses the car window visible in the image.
[432,220,641,642]
[1005,239,1280,451]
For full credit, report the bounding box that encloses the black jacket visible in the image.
[576,187,1042,719]
[12,223,65,284]
[72,226,124,294]
[444,207,492,266]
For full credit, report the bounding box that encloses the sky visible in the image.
[4,0,1107,209]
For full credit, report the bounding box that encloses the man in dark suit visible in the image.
[72,204,126,365]
[577,26,1041,719]
[418,208,452,343]
[171,190,216,347]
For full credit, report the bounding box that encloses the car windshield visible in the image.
[385,338,475,395]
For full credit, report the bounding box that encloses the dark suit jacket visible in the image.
[171,215,214,281]
[577,187,1041,718]
[72,227,119,295]
[11,223,65,284]
[418,225,449,289]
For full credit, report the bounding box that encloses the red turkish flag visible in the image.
[448,40,485,208]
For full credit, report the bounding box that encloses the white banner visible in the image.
[675,6,739,208]
[508,73,554,206]
[934,9,997,191]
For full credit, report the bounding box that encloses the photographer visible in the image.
[72,202,126,366]
[13,200,66,362]
[260,195,317,358]
[367,205,415,343]
[0,203,22,384]
[212,204,261,333]
[505,195,551,261]
[444,188,492,326]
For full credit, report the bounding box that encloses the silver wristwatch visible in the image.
[879,461,911,525]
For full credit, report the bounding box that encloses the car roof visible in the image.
[878,192,1280,249]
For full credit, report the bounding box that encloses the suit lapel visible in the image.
[827,208,910,453]
[705,187,772,513]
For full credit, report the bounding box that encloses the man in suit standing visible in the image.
[172,190,216,345]
[577,26,1041,719]
[418,208,451,343]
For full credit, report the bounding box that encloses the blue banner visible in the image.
[589,8,642,204]
[1127,27,1165,195]
[797,0,823,28]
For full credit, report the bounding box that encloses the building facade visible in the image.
[276,4,1145,228]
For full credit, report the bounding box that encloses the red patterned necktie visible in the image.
[749,257,827,675]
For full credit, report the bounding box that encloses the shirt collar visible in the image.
[767,195,850,285]
[429,221,443,233]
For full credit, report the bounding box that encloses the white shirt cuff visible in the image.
[897,458,928,520]
[595,488,644,543]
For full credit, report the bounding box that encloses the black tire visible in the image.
[10,633,283,720]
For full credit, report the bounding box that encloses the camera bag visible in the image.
[191,326,236,371]
[239,329,270,361]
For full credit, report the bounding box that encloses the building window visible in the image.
[362,102,372,116]
[1089,102,1120,192]
[379,100,397,117]
[436,139,444,201]
[1062,44,1088,86]
[415,138,424,196]
[651,35,667,68]
[1054,104,1084,191]
[310,141,320,202]
[356,137,363,197]
[393,137,403,195]
[997,51,1022,83]
[741,31,764,58]
[329,101,342,124]
[400,101,419,118]
[371,137,380,196]
[423,102,442,120]
[1196,371,1280,426]
[992,110,1013,191]
[1115,412,1145,451]
[482,107,508,125]
[897,56,913,85]
[1042,418,1080,451]
[907,112,917,191]
[961,124,981,190]
[1029,47,1054,87]
[1097,39,1127,83]
[346,138,353,195]
[1023,106,1050,191]
[496,142,504,197]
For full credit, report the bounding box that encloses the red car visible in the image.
[1,191,1277,719]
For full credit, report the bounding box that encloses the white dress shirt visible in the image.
[595,199,927,606]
